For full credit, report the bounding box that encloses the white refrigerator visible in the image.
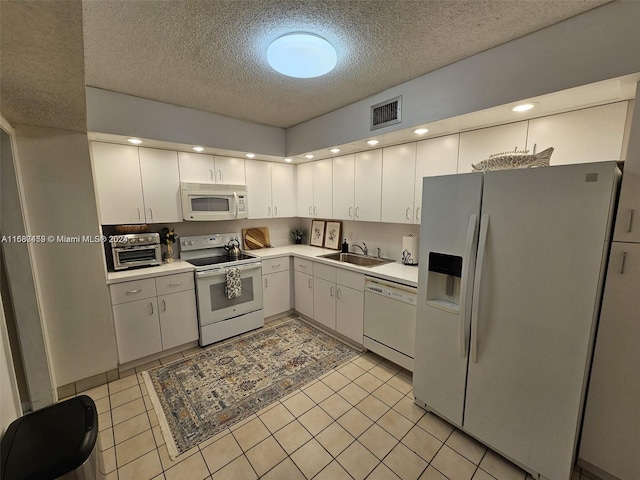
[413,162,620,480]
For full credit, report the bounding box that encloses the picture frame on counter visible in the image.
[310,220,325,247]
[324,221,342,250]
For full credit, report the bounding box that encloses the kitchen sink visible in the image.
[318,252,394,267]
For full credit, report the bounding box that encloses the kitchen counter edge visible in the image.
[248,245,419,288]
[106,260,195,284]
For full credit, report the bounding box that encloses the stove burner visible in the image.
[187,253,256,267]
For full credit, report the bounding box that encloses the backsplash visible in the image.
[300,219,420,261]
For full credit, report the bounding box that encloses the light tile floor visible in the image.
[73,316,593,480]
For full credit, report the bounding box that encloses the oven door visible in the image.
[195,262,263,325]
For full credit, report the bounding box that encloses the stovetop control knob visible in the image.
[181,240,187,246]
[188,240,194,246]
[128,238,136,244]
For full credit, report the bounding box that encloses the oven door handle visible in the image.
[196,263,262,278]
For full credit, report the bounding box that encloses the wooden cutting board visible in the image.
[242,227,271,249]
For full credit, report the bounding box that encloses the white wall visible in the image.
[15,125,118,386]
[287,1,640,155]
[86,87,286,157]
[1,292,22,434]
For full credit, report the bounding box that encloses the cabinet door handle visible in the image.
[349,206,353,218]
[405,207,410,220]
[309,206,312,215]
[162,299,166,312]
[168,282,183,287]
[217,170,222,182]
[628,209,635,233]
[267,206,272,216]
[314,206,318,215]
[264,278,268,288]
[330,286,334,297]
[355,206,360,218]
[308,278,312,288]
[125,289,142,295]
[148,208,153,221]
[149,302,154,315]
[620,251,628,274]
[337,288,342,299]
[416,207,420,221]
[274,206,278,216]
[137,208,141,221]
[209,169,214,182]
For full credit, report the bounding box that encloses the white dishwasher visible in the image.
[364,277,417,371]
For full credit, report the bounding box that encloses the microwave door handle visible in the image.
[233,192,239,218]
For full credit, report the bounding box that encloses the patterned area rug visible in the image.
[143,317,360,458]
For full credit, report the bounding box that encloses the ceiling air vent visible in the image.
[370,95,402,130]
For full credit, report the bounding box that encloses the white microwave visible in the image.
[180,183,248,221]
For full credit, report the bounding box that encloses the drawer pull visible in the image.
[125,289,142,295]
[168,282,183,287]
[299,264,307,268]
[272,264,281,268]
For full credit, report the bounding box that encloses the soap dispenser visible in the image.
[341,239,349,253]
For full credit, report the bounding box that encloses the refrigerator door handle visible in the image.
[458,214,478,358]
[470,214,490,364]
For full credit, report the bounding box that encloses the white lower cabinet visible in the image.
[110,272,198,364]
[336,270,365,344]
[262,257,291,318]
[294,258,314,318]
[295,259,365,345]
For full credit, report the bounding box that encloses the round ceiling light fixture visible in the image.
[512,102,537,112]
[267,33,337,78]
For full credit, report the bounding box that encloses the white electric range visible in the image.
[180,232,263,346]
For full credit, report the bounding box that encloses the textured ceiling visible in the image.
[0,0,87,132]
[82,0,610,129]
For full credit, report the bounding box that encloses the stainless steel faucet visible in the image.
[352,242,368,256]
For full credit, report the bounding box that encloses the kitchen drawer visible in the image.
[294,257,314,274]
[337,269,365,291]
[110,278,157,305]
[263,257,290,275]
[314,262,336,283]
[155,272,194,295]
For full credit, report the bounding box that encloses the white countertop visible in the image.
[106,246,419,287]
[248,245,419,288]
[106,260,195,284]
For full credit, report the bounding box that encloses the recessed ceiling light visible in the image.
[127,138,142,144]
[267,33,337,78]
[512,103,537,112]
[366,139,379,146]
[304,154,315,159]
[246,153,256,158]
[192,146,204,152]
[414,128,429,135]
[330,148,341,154]
[284,158,293,163]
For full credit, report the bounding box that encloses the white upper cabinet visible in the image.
[245,160,295,219]
[414,134,460,224]
[178,152,245,184]
[93,142,181,225]
[296,160,332,218]
[245,159,272,219]
[91,142,145,225]
[527,102,628,165]
[313,159,333,218]
[214,156,246,184]
[381,143,417,224]
[178,152,215,183]
[138,148,182,223]
[457,121,529,173]
[354,149,383,222]
[271,163,296,218]
[333,154,356,221]
[296,162,314,217]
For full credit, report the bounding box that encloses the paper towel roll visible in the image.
[401,235,419,265]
